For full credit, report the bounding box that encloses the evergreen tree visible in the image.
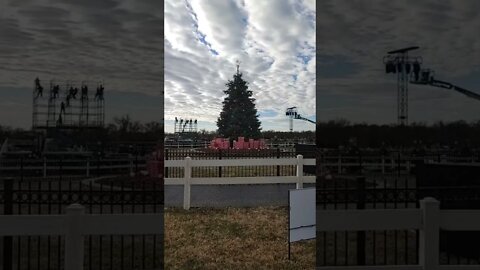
[217,64,261,139]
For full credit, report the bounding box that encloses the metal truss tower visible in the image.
[384,46,420,126]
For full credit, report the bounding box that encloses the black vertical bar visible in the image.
[405,154,409,264]
[359,150,362,174]
[48,179,52,269]
[121,182,125,270]
[288,191,291,260]
[99,182,103,270]
[110,182,115,269]
[357,176,366,266]
[97,153,101,177]
[135,147,138,175]
[27,176,31,270]
[37,181,41,270]
[373,176,377,265]
[88,180,93,269]
[3,178,13,270]
[17,177,22,270]
[345,177,349,265]
[384,163,388,264]
[219,149,222,177]
[165,149,169,178]
[131,195,135,270]
[277,148,280,176]
[142,180,146,269]
[110,181,114,270]
[322,167,327,266]
[333,177,337,265]
[58,162,62,270]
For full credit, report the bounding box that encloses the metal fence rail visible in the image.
[316,198,480,270]
[0,157,147,177]
[316,172,480,267]
[0,204,164,270]
[1,176,163,270]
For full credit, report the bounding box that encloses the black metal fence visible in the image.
[0,156,148,178]
[164,148,314,179]
[1,163,163,270]
[316,151,480,267]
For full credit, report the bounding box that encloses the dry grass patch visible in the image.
[165,207,314,270]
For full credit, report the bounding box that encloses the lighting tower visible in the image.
[286,107,315,131]
[383,46,421,125]
[286,107,297,132]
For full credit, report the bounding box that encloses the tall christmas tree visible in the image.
[217,62,262,139]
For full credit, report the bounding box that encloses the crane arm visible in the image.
[412,78,480,102]
[431,79,480,101]
[450,84,480,101]
[295,115,316,124]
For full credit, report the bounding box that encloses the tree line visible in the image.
[317,119,480,148]
[0,115,163,145]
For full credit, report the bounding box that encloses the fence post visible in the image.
[43,156,47,178]
[65,204,85,270]
[296,155,303,189]
[356,177,366,265]
[2,177,13,270]
[183,157,192,210]
[419,197,440,270]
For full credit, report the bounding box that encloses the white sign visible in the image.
[289,187,315,242]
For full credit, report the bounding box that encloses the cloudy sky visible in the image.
[0,0,162,129]
[164,0,316,133]
[318,0,480,125]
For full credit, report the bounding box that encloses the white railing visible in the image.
[0,204,163,270]
[316,198,480,270]
[165,155,315,209]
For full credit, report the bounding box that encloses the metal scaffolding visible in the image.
[174,117,197,134]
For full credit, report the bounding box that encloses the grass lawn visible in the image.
[164,206,315,270]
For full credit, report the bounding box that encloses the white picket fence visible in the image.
[316,198,480,270]
[165,155,316,209]
[0,204,163,270]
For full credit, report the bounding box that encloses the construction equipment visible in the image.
[384,47,480,124]
[410,69,480,101]
[286,107,315,132]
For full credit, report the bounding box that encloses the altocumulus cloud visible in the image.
[0,0,162,128]
[165,0,316,132]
